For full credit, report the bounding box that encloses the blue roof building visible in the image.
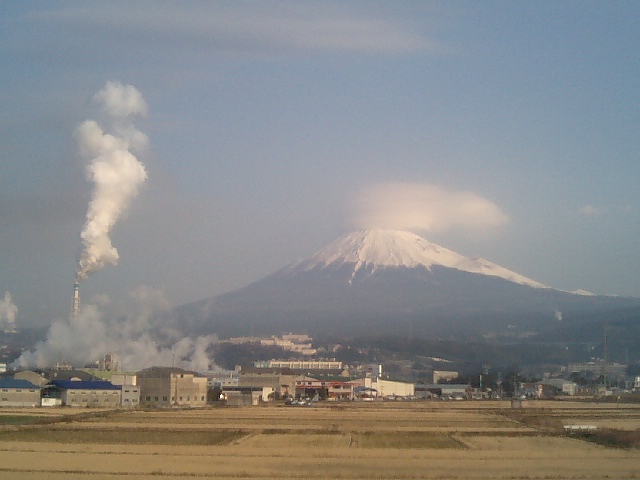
[48,380,120,390]
[0,378,41,407]
[46,379,122,407]
[0,378,39,389]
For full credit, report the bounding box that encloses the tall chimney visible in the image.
[72,281,80,317]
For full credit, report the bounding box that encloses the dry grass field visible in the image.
[0,400,639,479]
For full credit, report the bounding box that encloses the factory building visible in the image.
[238,367,298,399]
[110,373,139,408]
[353,376,414,399]
[220,386,269,405]
[119,384,140,407]
[414,383,470,399]
[46,380,122,407]
[254,360,343,370]
[0,378,41,407]
[13,370,49,386]
[137,366,207,408]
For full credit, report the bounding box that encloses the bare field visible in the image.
[0,401,639,479]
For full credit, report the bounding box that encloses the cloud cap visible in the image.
[352,182,508,234]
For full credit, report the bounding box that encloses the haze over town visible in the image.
[2,1,639,328]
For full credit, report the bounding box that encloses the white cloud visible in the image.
[36,2,437,55]
[352,182,508,233]
[579,204,607,216]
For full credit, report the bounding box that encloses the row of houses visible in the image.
[0,378,126,408]
[0,367,207,408]
[225,366,418,405]
[231,366,629,404]
[0,363,507,408]
[8,363,630,409]
[2,364,421,408]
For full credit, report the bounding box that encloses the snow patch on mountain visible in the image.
[571,289,594,296]
[291,229,549,289]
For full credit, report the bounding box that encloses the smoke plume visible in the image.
[14,287,217,372]
[75,81,148,280]
[0,292,17,331]
[13,82,219,372]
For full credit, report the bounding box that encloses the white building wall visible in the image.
[376,379,414,397]
[121,385,140,407]
[111,373,137,386]
[356,377,414,398]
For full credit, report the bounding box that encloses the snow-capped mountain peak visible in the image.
[292,229,548,289]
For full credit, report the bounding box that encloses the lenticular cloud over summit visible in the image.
[352,182,508,233]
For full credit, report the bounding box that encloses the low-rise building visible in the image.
[433,370,459,384]
[415,383,469,399]
[541,379,578,396]
[254,360,343,370]
[110,373,139,408]
[137,367,207,408]
[208,366,240,388]
[221,386,271,405]
[294,375,355,400]
[47,380,121,407]
[0,378,40,407]
[37,367,98,383]
[353,377,414,399]
[568,361,627,380]
[239,367,298,399]
[14,370,49,386]
[119,384,140,408]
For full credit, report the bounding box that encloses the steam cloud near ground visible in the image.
[15,287,217,372]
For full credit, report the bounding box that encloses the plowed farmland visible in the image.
[1,400,639,479]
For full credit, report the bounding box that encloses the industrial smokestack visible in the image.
[72,282,80,317]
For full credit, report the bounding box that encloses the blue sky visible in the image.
[2,1,639,327]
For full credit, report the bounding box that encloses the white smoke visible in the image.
[14,286,217,372]
[13,82,219,372]
[555,310,563,321]
[0,292,18,331]
[75,81,148,280]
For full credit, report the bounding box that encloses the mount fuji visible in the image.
[181,229,640,341]
[285,229,549,289]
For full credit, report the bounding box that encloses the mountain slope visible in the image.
[287,229,548,288]
[179,229,640,340]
